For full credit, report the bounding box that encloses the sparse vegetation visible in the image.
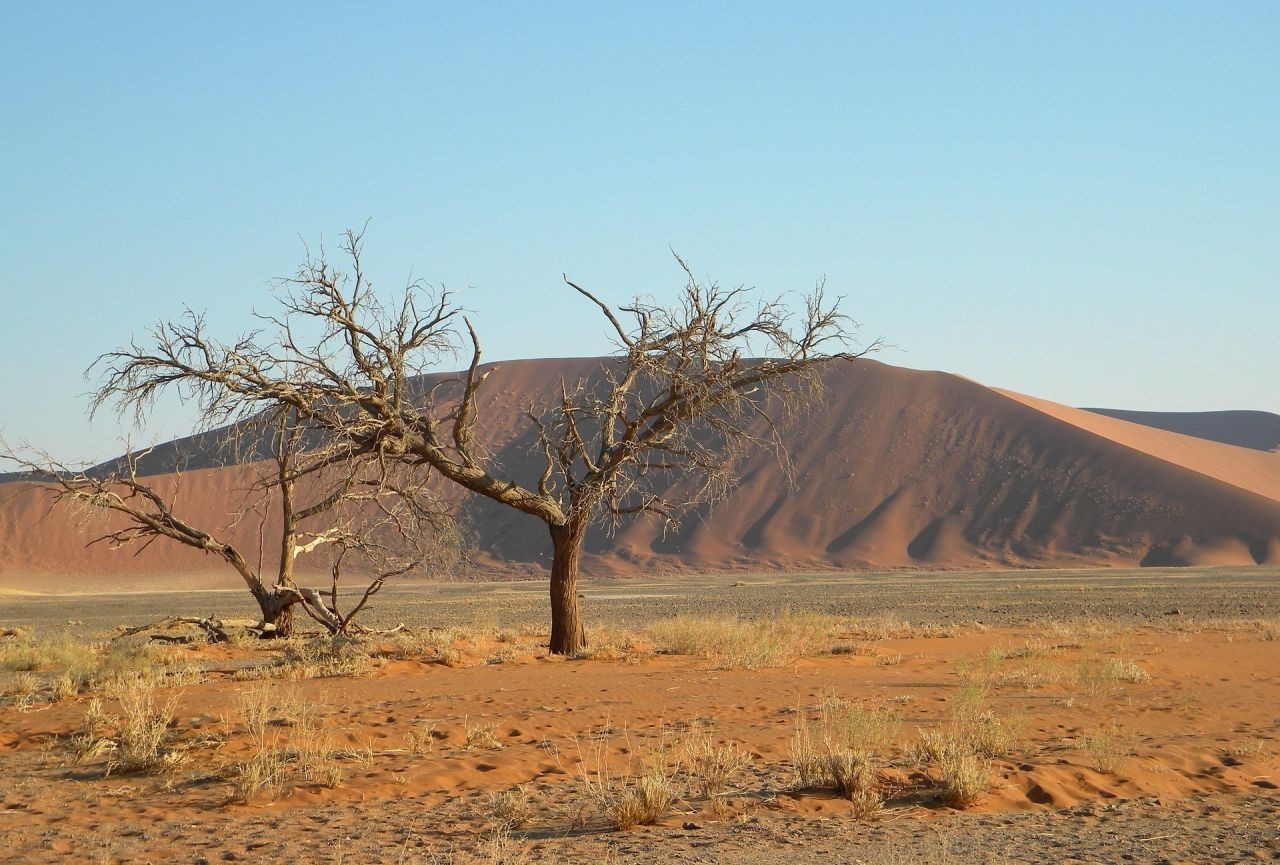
[788,694,899,815]
[572,732,680,830]
[464,718,503,751]
[487,786,532,830]
[1083,724,1134,774]
[681,722,753,806]
[106,675,184,775]
[648,613,839,669]
[406,719,440,754]
[935,737,990,807]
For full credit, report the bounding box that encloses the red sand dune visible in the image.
[1,358,1278,592]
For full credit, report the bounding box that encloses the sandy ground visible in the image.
[1,568,1278,864]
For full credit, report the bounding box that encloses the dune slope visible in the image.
[1,358,1277,591]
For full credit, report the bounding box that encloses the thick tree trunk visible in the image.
[254,589,297,638]
[548,521,588,656]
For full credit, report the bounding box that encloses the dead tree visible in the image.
[3,409,455,638]
[86,228,878,654]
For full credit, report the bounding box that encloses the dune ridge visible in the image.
[1,358,1277,592]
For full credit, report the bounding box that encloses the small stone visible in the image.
[682,821,701,830]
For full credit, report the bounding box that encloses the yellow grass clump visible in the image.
[648,612,839,669]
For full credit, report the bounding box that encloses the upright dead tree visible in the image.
[3,408,455,637]
[86,228,877,654]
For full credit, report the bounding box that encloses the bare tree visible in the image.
[3,407,456,638]
[87,228,878,654]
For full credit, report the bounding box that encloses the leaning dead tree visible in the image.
[3,408,456,638]
[86,228,878,654]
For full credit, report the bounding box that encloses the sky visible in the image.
[1,1,1277,463]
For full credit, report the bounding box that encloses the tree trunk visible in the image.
[548,521,588,655]
[255,589,296,638]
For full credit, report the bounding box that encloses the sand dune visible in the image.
[1,358,1277,591]
[1084,407,1280,452]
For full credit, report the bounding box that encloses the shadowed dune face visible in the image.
[1083,407,1280,452]
[1,358,1278,591]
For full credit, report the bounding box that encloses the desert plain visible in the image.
[2,566,1278,865]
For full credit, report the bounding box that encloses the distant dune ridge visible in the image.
[1,358,1277,592]
[1082,407,1280,453]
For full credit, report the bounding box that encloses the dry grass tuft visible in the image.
[681,722,753,804]
[573,732,679,830]
[788,694,899,815]
[487,785,532,830]
[949,683,1024,758]
[280,636,376,679]
[225,685,341,802]
[464,718,503,751]
[936,739,989,807]
[405,719,440,754]
[106,675,184,775]
[648,612,838,669]
[1076,653,1151,695]
[228,746,286,804]
[1083,723,1134,774]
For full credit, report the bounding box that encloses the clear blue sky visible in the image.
[2,2,1277,463]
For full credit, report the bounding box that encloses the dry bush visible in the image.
[388,627,469,662]
[468,826,530,865]
[910,727,949,765]
[612,772,678,830]
[1003,638,1059,660]
[2,671,41,702]
[789,713,828,789]
[648,613,837,669]
[573,627,644,662]
[993,655,1070,693]
[1,634,202,705]
[830,642,878,657]
[1259,619,1279,641]
[823,694,901,755]
[50,672,80,703]
[912,728,991,807]
[485,645,530,665]
[2,670,43,711]
[226,685,339,801]
[1101,657,1150,684]
[0,633,98,675]
[841,613,915,641]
